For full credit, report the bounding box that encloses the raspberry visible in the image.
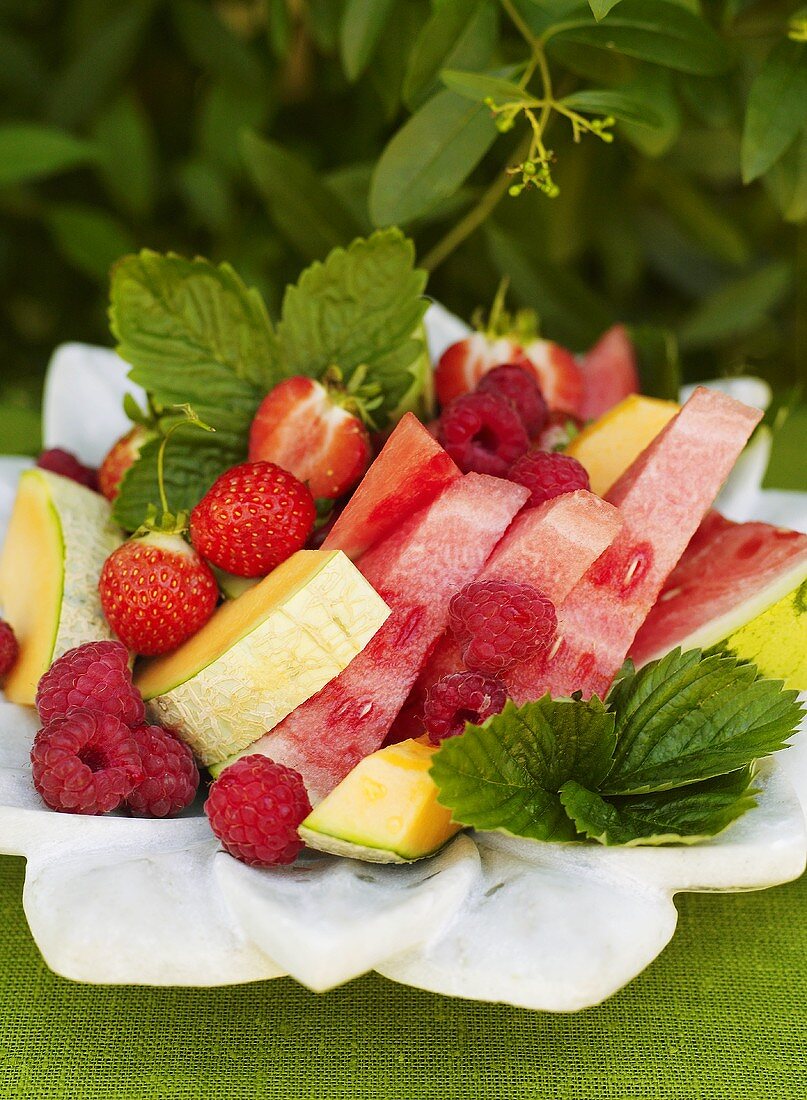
[37,448,98,492]
[126,724,199,818]
[31,710,144,814]
[438,393,529,477]
[448,578,558,676]
[508,450,590,508]
[476,364,548,437]
[423,672,507,744]
[0,619,19,681]
[36,641,145,727]
[205,755,312,867]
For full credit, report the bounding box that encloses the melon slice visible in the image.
[300,739,461,863]
[579,324,639,421]
[530,387,762,701]
[219,473,529,799]
[137,550,390,766]
[566,394,680,497]
[321,412,460,561]
[0,468,122,705]
[630,512,807,688]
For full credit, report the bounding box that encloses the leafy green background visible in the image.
[1,0,805,478]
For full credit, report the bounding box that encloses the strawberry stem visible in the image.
[155,405,215,526]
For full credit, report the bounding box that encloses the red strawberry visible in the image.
[435,333,525,408]
[98,426,150,502]
[249,377,371,500]
[520,339,585,418]
[99,533,218,656]
[190,461,315,577]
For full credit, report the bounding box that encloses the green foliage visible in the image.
[2,0,806,440]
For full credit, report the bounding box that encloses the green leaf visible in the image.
[339,0,395,82]
[742,40,807,184]
[172,0,265,89]
[430,696,617,842]
[198,83,271,173]
[588,0,624,19]
[618,68,680,156]
[276,229,429,424]
[603,650,804,795]
[648,167,750,266]
[627,324,681,400]
[369,89,497,226]
[560,768,758,846]
[404,0,498,110]
[678,262,793,348]
[764,130,807,224]
[175,160,232,233]
[0,125,98,187]
[46,204,136,282]
[242,131,364,262]
[559,88,663,128]
[440,69,528,104]
[549,1,730,76]
[91,93,158,219]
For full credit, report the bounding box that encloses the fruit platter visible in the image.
[0,231,805,1011]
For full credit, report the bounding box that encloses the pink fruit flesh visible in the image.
[579,324,639,421]
[322,412,461,561]
[630,512,807,666]
[246,472,529,801]
[513,387,762,702]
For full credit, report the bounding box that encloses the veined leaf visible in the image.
[440,69,529,104]
[340,0,395,82]
[370,89,497,226]
[0,125,98,187]
[742,39,807,184]
[404,0,498,110]
[678,262,793,348]
[559,88,662,128]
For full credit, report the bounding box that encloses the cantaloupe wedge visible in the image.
[0,468,123,705]
[137,550,390,766]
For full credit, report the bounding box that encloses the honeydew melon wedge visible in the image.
[300,739,461,863]
[0,468,123,705]
[136,550,390,766]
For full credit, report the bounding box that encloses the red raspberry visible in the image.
[438,393,528,477]
[31,710,144,814]
[190,461,316,578]
[205,755,312,866]
[423,672,507,744]
[126,724,199,818]
[37,448,98,492]
[476,364,548,437]
[0,619,19,681]
[36,640,145,726]
[448,578,558,676]
[508,450,590,508]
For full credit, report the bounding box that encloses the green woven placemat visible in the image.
[0,855,804,1100]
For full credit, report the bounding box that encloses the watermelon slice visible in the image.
[235,473,528,801]
[322,412,460,561]
[630,512,807,687]
[521,387,762,701]
[579,325,639,421]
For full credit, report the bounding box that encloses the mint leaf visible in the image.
[430,696,616,842]
[276,229,429,426]
[603,649,804,795]
[560,768,758,846]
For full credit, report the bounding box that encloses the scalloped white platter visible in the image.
[0,306,805,1012]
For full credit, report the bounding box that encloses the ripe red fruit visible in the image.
[438,393,529,477]
[476,364,548,437]
[423,671,507,744]
[435,333,524,408]
[448,578,558,676]
[579,324,639,421]
[36,640,145,726]
[521,339,585,418]
[249,376,372,500]
[205,755,312,866]
[98,426,149,501]
[508,450,590,508]
[31,710,144,815]
[126,724,199,818]
[0,619,19,681]
[99,533,219,656]
[190,461,316,578]
[37,448,98,491]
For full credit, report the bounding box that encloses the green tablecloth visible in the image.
[0,853,804,1099]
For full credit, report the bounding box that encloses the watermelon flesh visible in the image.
[630,511,807,668]
[242,473,528,801]
[518,387,762,701]
[579,324,639,421]
[322,412,460,561]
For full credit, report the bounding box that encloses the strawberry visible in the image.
[520,339,584,418]
[99,532,218,656]
[98,426,150,502]
[190,461,316,578]
[435,333,525,408]
[248,376,371,500]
